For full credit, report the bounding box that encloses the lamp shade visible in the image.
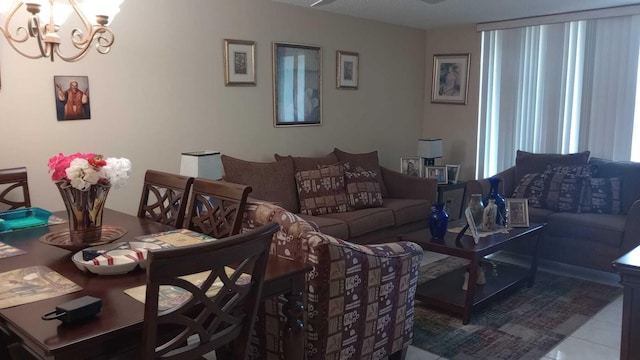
[417,139,443,159]
[180,151,222,180]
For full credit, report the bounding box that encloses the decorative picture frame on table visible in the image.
[273,42,322,127]
[506,198,529,227]
[53,75,91,121]
[224,39,256,86]
[400,156,423,177]
[446,164,460,184]
[464,207,480,244]
[336,50,359,89]
[431,53,470,105]
[425,165,448,184]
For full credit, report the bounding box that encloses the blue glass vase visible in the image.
[429,202,449,240]
[484,177,506,226]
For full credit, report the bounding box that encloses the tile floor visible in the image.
[403,251,624,360]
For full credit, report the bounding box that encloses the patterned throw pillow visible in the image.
[512,173,547,208]
[344,170,383,210]
[545,163,594,177]
[544,173,587,213]
[295,164,348,216]
[581,177,622,214]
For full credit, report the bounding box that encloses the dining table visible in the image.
[0,209,311,359]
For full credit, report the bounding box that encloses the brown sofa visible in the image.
[467,150,640,272]
[221,148,438,244]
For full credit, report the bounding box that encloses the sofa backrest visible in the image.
[589,157,640,214]
[514,150,591,186]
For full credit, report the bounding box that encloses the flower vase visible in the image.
[55,181,110,245]
[429,202,449,240]
[483,177,507,226]
[467,194,485,231]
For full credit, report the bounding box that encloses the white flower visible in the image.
[103,157,132,188]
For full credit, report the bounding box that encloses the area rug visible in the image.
[412,257,622,360]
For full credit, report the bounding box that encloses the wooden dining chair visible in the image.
[137,170,194,228]
[185,179,252,238]
[0,167,31,210]
[141,222,279,360]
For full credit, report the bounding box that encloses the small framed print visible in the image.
[464,207,480,244]
[336,50,358,89]
[446,164,460,184]
[54,75,91,121]
[400,156,422,177]
[425,166,448,184]
[224,39,256,86]
[506,198,530,227]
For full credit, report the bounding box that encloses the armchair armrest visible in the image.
[621,199,640,255]
[380,166,437,201]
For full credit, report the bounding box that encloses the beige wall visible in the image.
[423,25,481,182]
[0,0,425,214]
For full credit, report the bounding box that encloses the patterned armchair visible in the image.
[243,201,423,360]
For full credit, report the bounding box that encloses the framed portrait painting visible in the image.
[273,42,321,127]
[336,50,358,89]
[53,75,90,121]
[224,39,256,86]
[431,53,470,104]
[400,156,423,177]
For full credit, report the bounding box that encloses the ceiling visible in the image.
[272,0,640,30]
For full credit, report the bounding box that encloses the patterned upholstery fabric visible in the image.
[512,173,547,208]
[545,163,594,176]
[295,164,349,216]
[334,148,388,198]
[581,177,622,214]
[344,170,383,210]
[514,150,590,187]
[243,202,423,360]
[544,173,587,213]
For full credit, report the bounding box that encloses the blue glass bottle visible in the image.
[484,177,506,226]
[429,202,449,240]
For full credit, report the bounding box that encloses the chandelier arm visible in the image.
[68,0,95,46]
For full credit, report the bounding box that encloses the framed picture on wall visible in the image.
[224,39,256,86]
[431,53,470,105]
[336,50,359,89]
[400,156,423,177]
[53,76,90,121]
[273,42,322,127]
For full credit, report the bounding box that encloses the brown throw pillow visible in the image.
[545,163,594,177]
[581,177,622,214]
[344,170,383,210]
[544,173,587,213]
[295,164,348,216]
[512,173,547,208]
[221,155,299,213]
[334,148,388,197]
[274,153,339,171]
[515,150,590,186]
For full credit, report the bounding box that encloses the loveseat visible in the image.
[467,150,640,272]
[242,201,424,359]
[221,148,438,244]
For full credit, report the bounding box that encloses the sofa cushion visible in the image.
[512,173,547,208]
[581,177,622,215]
[319,207,395,238]
[382,198,430,226]
[527,207,556,224]
[544,173,587,213]
[344,170,383,210]
[334,148,388,198]
[297,214,349,240]
[275,153,339,171]
[546,212,626,248]
[545,163,594,176]
[515,150,590,186]
[221,155,299,212]
[589,157,640,214]
[295,164,349,216]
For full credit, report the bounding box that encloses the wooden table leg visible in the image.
[282,290,305,359]
[527,235,541,287]
[463,257,479,324]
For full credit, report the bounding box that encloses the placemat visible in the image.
[135,228,215,248]
[0,265,82,309]
[0,242,26,259]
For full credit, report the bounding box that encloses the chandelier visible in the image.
[0,0,123,62]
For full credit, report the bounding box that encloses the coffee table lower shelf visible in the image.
[415,261,532,320]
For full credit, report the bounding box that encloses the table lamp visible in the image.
[417,139,443,166]
[179,151,222,180]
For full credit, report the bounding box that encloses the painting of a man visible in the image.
[54,76,90,121]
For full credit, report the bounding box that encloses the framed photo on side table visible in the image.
[425,166,448,184]
[446,164,460,184]
[431,53,470,104]
[336,50,358,89]
[400,156,422,177]
[506,198,529,227]
[224,39,256,86]
[464,207,480,244]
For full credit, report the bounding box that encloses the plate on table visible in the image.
[72,242,162,275]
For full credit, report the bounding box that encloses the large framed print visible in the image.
[431,53,470,105]
[224,39,256,86]
[273,42,321,127]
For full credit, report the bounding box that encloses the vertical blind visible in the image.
[477,15,640,178]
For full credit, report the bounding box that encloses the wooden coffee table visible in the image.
[400,224,545,324]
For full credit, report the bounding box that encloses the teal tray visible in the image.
[0,208,52,232]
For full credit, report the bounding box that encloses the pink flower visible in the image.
[48,152,130,190]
